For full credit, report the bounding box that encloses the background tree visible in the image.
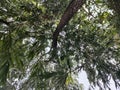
[0,0,120,90]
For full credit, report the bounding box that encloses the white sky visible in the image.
[78,70,119,90]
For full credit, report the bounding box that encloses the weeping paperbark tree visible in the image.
[0,0,120,90]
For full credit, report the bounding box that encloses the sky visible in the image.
[78,70,119,90]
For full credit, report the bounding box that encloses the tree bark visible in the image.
[52,0,86,49]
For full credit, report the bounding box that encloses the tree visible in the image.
[0,0,120,90]
[52,0,85,48]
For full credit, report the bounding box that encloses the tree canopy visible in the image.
[0,0,120,90]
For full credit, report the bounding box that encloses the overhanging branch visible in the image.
[52,0,86,49]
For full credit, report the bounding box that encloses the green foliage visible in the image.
[0,0,120,90]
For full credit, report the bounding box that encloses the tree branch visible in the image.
[52,0,86,49]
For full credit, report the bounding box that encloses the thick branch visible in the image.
[52,0,86,49]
